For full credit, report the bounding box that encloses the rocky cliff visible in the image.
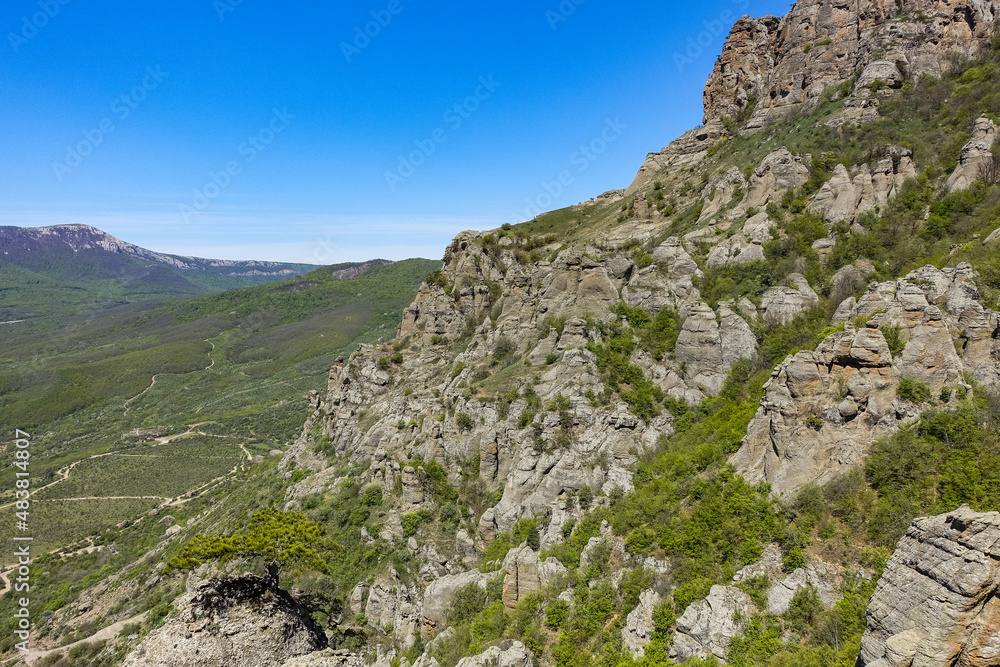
[703,0,1000,129]
[857,505,1000,666]
[114,0,1000,665]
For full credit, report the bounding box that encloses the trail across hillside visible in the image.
[123,339,216,416]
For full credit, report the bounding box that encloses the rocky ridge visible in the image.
[857,505,1000,666]
[703,0,1000,129]
[114,0,1000,665]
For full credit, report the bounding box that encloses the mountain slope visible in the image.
[13,1,1000,666]
[0,224,322,320]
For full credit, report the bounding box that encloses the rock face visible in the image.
[281,650,367,666]
[622,589,661,659]
[670,585,754,662]
[704,0,1000,128]
[733,265,999,495]
[857,506,1000,666]
[121,577,326,667]
[760,273,820,327]
[810,151,917,224]
[454,640,533,667]
[946,114,999,192]
[501,546,566,608]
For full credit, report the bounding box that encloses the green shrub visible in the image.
[782,547,807,572]
[401,510,433,537]
[881,322,906,356]
[898,377,932,403]
[456,412,473,430]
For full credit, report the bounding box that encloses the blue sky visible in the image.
[1,0,790,264]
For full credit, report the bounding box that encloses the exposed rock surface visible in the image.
[121,577,326,667]
[810,151,917,224]
[454,640,533,667]
[946,114,999,192]
[421,569,489,635]
[670,585,754,662]
[733,265,999,495]
[704,0,1000,128]
[857,506,1000,666]
[281,649,367,666]
[760,273,820,326]
[501,546,567,608]
[622,589,661,658]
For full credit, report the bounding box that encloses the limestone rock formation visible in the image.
[810,150,917,224]
[281,650,367,666]
[421,570,489,635]
[760,273,820,326]
[670,585,754,662]
[120,577,326,667]
[946,114,999,192]
[857,506,1000,666]
[704,0,1000,128]
[622,589,661,659]
[501,546,567,609]
[454,640,533,667]
[733,265,998,495]
[364,570,423,647]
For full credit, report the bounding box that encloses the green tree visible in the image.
[166,508,338,589]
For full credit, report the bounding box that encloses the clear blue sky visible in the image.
[1,0,790,264]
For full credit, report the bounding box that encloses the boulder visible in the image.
[120,577,326,667]
[857,506,1000,666]
[670,585,754,661]
[622,589,661,658]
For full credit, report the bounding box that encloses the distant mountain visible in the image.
[0,223,319,285]
[0,224,325,320]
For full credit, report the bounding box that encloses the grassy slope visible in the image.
[0,259,439,573]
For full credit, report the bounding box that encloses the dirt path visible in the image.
[123,339,216,416]
[24,611,148,664]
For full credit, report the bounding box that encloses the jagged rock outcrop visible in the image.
[629,122,726,192]
[742,148,809,211]
[281,650,367,666]
[364,570,423,647]
[759,273,820,327]
[501,546,567,608]
[622,589,661,659]
[706,211,773,266]
[857,506,1000,666]
[699,167,749,222]
[421,570,489,636]
[670,585,754,662]
[455,640,533,667]
[810,150,917,224]
[121,577,326,667]
[704,0,1000,128]
[734,265,998,495]
[946,114,999,192]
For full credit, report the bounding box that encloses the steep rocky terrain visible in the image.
[857,506,1000,666]
[40,1,1000,666]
